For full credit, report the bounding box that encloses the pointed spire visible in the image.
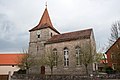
[38,7,53,27]
[29,6,59,34]
[45,1,47,8]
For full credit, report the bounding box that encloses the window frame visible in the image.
[53,48,57,67]
[64,47,69,67]
[75,46,82,65]
[112,63,117,70]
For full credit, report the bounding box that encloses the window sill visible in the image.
[63,66,69,69]
[76,65,82,69]
[53,66,57,69]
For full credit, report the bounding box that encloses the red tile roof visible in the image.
[0,54,25,65]
[46,28,92,44]
[29,8,60,34]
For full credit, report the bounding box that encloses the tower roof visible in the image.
[29,8,60,34]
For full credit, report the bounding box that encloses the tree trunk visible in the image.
[26,67,29,74]
[51,67,53,75]
[85,64,88,76]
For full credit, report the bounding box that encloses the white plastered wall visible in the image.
[0,65,20,75]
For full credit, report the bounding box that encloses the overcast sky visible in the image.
[0,0,120,53]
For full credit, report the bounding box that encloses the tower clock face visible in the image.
[37,30,40,35]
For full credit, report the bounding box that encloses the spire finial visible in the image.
[45,1,47,8]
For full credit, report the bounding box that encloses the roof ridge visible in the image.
[58,28,92,36]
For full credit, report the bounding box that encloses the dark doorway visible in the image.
[41,66,45,74]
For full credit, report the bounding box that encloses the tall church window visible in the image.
[64,47,69,66]
[75,46,82,65]
[53,48,57,66]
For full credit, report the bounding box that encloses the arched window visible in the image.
[53,48,57,66]
[64,47,69,66]
[75,46,82,65]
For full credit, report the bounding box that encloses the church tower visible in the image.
[29,7,60,56]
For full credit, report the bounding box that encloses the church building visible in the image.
[28,6,96,75]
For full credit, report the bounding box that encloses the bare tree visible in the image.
[17,49,36,74]
[80,43,102,75]
[109,21,120,46]
[95,53,103,63]
[44,47,61,75]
